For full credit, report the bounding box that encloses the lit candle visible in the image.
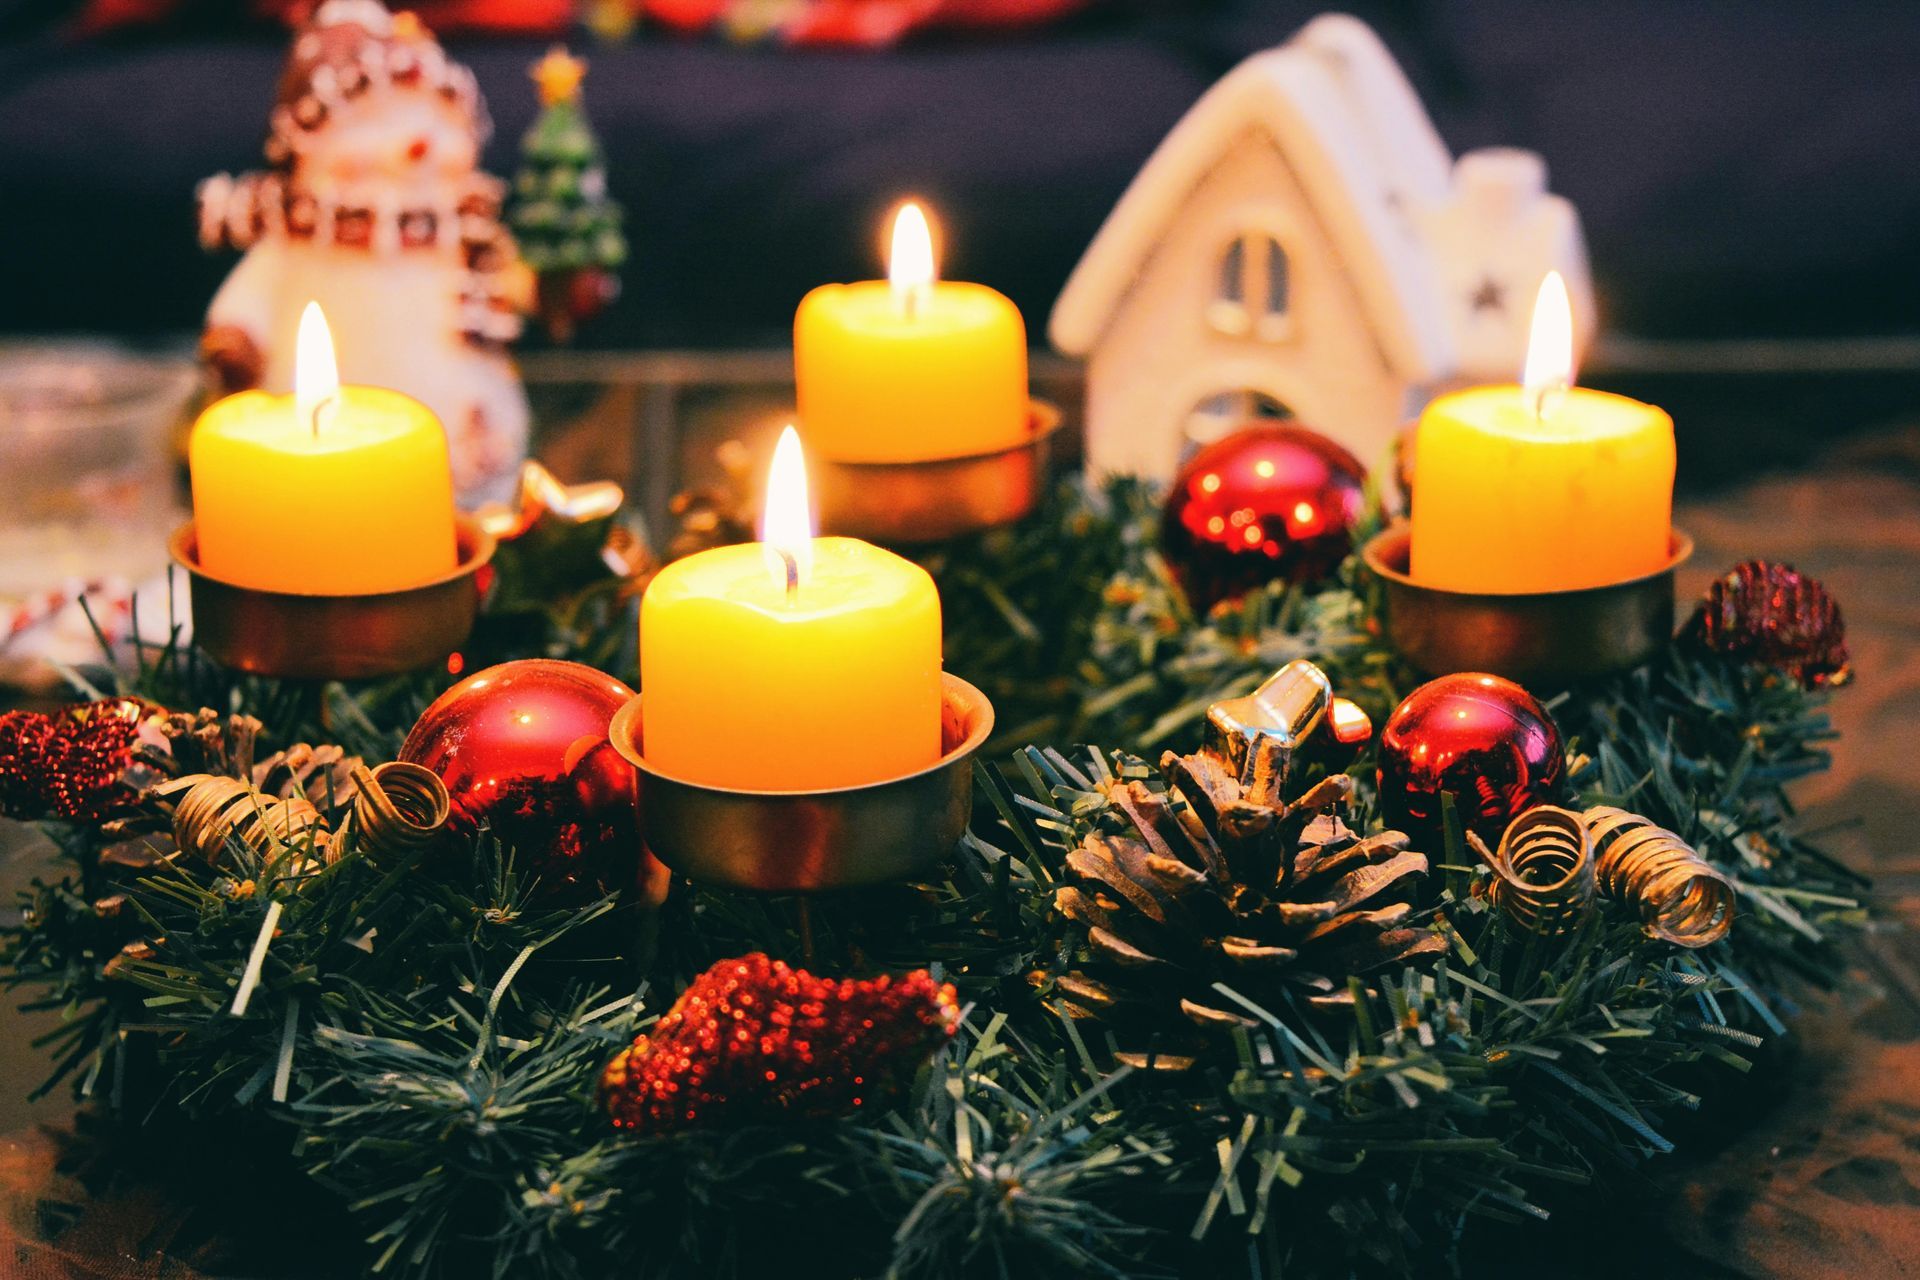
[640,426,943,790]
[794,201,1029,462]
[1410,273,1675,593]
[189,303,458,595]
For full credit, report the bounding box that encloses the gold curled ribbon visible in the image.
[158,774,327,867]
[1584,805,1734,949]
[1471,805,1596,936]
[344,762,451,858]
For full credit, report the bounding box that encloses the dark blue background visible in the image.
[0,0,1915,349]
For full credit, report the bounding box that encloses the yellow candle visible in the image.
[1410,273,1674,594]
[188,304,458,596]
[795,202,1029,463]
[640,427,943,790]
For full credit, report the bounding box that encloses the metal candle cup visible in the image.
[608,673,993,892]
[811,402,1062,544]
[1361,522,1692,684]
[170,514,494,680]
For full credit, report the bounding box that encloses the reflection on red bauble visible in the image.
[1376,673,1567,847]
[1161,423,1368,612]
[401,659,644,902]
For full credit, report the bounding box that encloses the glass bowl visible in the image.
[0,343,198,598]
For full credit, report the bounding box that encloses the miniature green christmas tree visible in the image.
[512,47,627,343]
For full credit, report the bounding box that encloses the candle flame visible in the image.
[1521,271,1574,423]
[888,201,936,314]
[294,301,341,437]
[761,425,815,597]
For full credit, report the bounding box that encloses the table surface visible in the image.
[1,426,1917,1277]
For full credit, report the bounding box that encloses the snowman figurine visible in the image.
[199,0,530,504]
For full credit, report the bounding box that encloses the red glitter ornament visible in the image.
[1160,423,1368,612]
[1681,559,1851,689]
[0,699,144,822]
[400,659,644,901]
[600,952,959,1136]
[1376,673,1568,848]
[0,712,56,817]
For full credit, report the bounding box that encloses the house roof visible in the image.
[1047,14,1457,384]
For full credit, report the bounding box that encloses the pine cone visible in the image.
[108,710,363,846]
[136,709,359,805]
[252,743,362,811]
[1045,749,1443,1069]
[132,708,263,781]
[1681,559,1850,689]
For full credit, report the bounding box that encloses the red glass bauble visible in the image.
[1161,423,1368,611]
[401,659,642,901]
[1376,673,1568,847]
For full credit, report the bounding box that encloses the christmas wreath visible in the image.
[0,471,1863,1279]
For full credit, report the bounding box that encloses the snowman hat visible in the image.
[265,1,489,166]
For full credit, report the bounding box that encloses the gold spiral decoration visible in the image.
[1584,805,1734,949]
[160,774,327,867]
[343,762,451,858]
[1476,805,1596,936]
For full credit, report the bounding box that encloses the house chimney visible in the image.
[1453,148,1547,222]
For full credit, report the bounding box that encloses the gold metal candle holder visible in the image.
[170,515,495,680]
[1361,522,1693,684]
[608,673,993,892]
[811,402,1063,544]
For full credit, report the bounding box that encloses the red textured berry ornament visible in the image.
[400,659,643,901]
[1376,673,1568,848]
[600,952,959,1135]
[1161,423,1367,612]
[0,698,146,822]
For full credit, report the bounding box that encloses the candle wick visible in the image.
[310,393,336,439]
[894,282,924,321]
[1529,379,1567,426]
[779,548,800,605]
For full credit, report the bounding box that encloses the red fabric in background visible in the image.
[938,0,1088,27]
[638,0,1093,45]
[346,0,573,34]
[74,0,1083,42]
[638,0,717,29]
[75,0,572,37]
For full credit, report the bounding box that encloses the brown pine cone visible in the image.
[110,709,363,843]
[1042,750,1442,1070]
[1681,559,1851,689]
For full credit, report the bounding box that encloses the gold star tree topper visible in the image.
[533,46,587,107]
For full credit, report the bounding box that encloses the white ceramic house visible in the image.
[1050,13,1595,482]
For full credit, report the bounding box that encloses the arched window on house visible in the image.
[1206,230,1290,341]
[1183,388,1293,453]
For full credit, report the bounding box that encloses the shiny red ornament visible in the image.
[0,698,144,822]
[601,952,959,1136]
[1376,673,1568,848]
[400,659,642,901]
[1161,423,1368,612]
[1681,559,1851,689]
